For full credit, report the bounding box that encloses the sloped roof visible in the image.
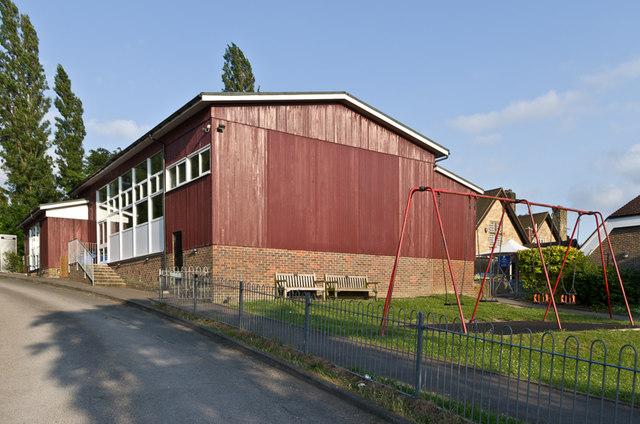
[70,92,451,197]
[475,187,529,244]
[609,194,640,218]
[476,187,504,224]
[517,212,562,242]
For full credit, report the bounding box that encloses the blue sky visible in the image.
[12,0,640,223]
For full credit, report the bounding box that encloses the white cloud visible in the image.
[603,143,640,183]
[449,90,582,134]
[471,133,502,146]
[568,183,629,214]
[581,57,640,89]
[86,119,149,140]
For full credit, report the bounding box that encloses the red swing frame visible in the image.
[381,186,634,335]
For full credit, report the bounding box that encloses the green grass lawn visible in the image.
[240,294,640,405]
[369,294,624,324]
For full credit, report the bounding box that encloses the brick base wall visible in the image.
[209,245,476,298]
[30,267,61,278]
[105,244,477,298]
[108,253,165,290]
[68,264,90,284]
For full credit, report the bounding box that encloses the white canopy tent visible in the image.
[477,238,528,257]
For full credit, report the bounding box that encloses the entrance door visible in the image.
[173,231,183,269]
[98,221,108,262]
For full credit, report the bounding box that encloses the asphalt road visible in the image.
[0,278,385,424]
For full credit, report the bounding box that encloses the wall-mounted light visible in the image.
[203,124,211,133]
[216,123,225,133]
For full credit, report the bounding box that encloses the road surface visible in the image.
[0,277,385,423]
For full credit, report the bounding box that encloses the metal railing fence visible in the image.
[158,269,639,423]
[67,239,97,284]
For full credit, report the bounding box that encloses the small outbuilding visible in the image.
[0,234,17,272]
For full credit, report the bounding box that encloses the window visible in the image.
[151,175,163,194]
[150,152,163,174]
[201,149,210,173]
[122,191,131,208]
[151,194,163,219]
[135,183,147,200]
[166,147,211,191]
[97,186,107,203]
[110,221,119,235]
[136,200,148,225]
[177,162,186,184]
[121,171,132,190]
[122,207,133,230]
[168,166,177,189]
[108,179,119,197]
[190,155,199,179]
[134,161,147,182]
[487,221,503,244]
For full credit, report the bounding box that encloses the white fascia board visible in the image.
[201,93,450,158]
[434,166,484,194]
[39,199,89,211]
[580,215,640,255]
[45,204,89,220]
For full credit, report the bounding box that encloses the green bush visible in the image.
[517,246,594,298]
[573,265,640,310]
[518,246,640,309]
[2,250,24,273]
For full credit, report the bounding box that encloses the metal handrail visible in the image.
[67,239,97,285]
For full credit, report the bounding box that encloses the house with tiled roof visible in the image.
[516,212,564,245]
[475,188,529,255]
[581,194,640,271]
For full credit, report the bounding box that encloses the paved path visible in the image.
[0,276,385,424]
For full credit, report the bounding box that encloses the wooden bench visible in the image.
[275,273,324,298]
[325,274,378,299]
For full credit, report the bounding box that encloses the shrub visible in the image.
[518,246,640,309]
[517,246,593,299]
[2,250,24,273]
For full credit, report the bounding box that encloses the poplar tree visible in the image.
[53,64,86,194]
[221,43,256,92]
[0,0,57,239]
[85,147,120,176]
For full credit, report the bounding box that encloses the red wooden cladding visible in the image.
[266,132,400,254]
[431,171,477,260]
[211,122,267,247]
[211,103,435,163]
[165,174,213,253]
[40,217,92,268]
[164,110,212,166]
[211,116,475,260]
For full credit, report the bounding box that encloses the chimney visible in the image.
[503,188,517,214]
[552,208,567,241]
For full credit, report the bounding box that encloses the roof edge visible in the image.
[69,92,450,197]
[434,165,483,193]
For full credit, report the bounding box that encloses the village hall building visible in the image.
[20,92,482,297]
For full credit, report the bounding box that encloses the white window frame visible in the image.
[95,151,165,263]
[165,146,211,192]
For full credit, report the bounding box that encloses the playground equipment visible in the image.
[381,186,634,335]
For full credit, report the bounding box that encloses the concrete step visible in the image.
[91,264,126,287]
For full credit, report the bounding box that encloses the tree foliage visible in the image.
[517,246,595,296]
[221,42,255,92]
[0,0,57,249]
[53,64,86,195]
[85,147,120,177]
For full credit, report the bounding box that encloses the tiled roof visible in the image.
[609,194,640,218]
